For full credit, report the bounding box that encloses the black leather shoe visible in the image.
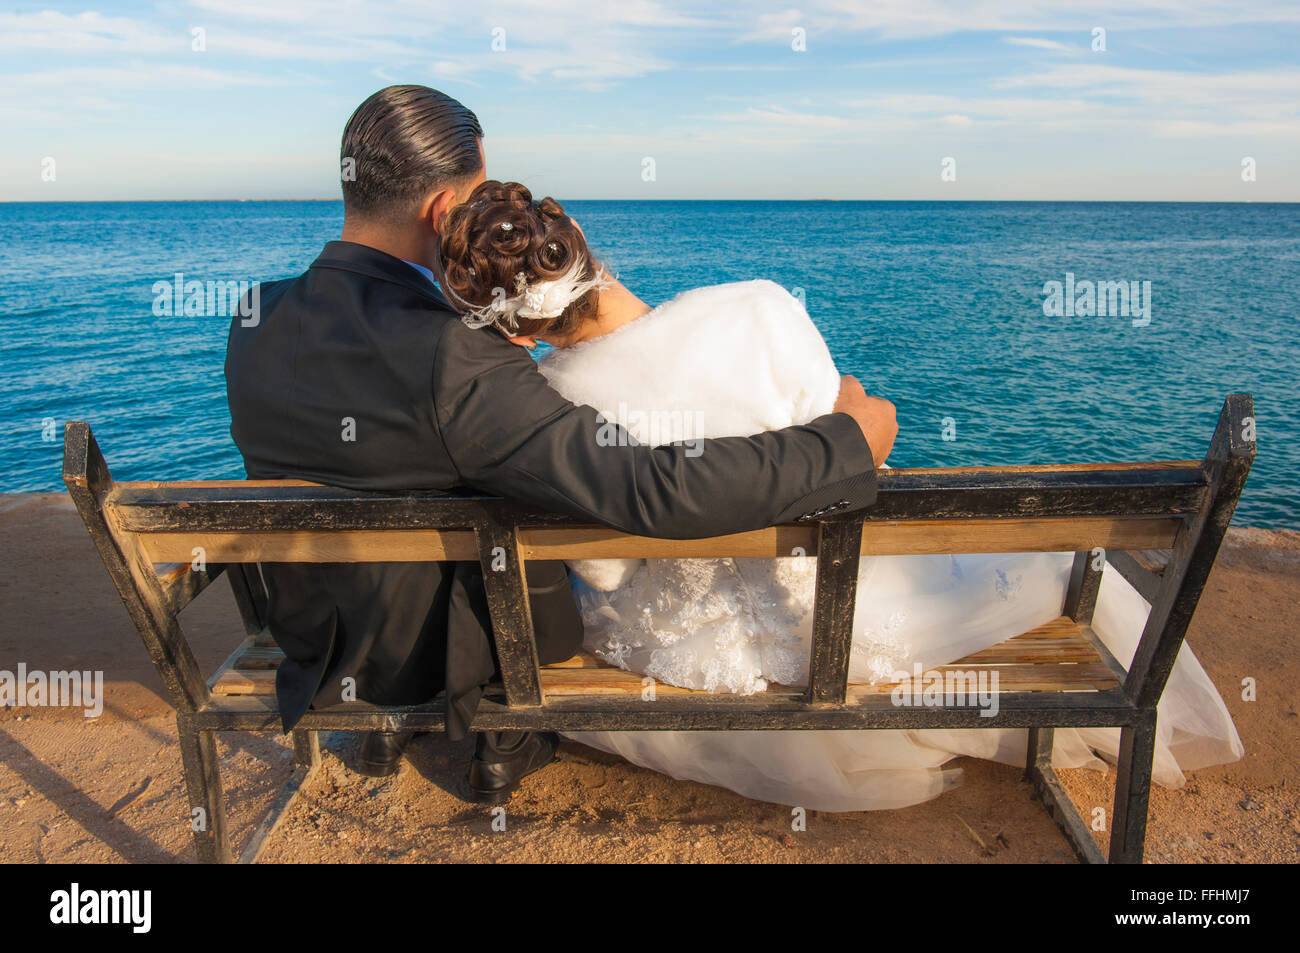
[468,731,559,804]
[356,729,416,778]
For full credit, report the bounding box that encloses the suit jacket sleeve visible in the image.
[431,320,876,539]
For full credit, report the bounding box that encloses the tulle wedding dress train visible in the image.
[538,280,1243,811]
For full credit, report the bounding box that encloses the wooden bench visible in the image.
[62,394,1255,864]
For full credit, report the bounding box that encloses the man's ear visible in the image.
[421,188,460,235]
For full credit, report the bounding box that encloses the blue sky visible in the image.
[3,1,1298,201]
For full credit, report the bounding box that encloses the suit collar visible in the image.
[312,240,452,309]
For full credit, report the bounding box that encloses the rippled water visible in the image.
[1,200,1295,527]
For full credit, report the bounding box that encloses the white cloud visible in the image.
[702,106,855,129]
[735,8,807,43]
[0,11,179,54]
[1003,36,1071,51]
[769,0,1300,40]
[6,63,307,90]
[3,1,1298,199]
[999,64,1300,99]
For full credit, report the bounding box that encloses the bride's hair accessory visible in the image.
[445,257,610,333]
[436,180,610,337]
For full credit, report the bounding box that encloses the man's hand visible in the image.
[833,375,897,467]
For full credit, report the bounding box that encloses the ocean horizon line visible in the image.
[1,197,1296,206]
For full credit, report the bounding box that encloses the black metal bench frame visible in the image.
[62,394,1254,864]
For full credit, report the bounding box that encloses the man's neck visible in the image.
[339,218,432,270]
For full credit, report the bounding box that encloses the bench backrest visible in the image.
[62,394,1255,718]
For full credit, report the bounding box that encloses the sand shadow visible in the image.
[0,728,176,863]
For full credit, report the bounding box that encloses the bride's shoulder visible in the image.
[671,278,804,315]
[539,278,821,374]
[649,279,814,338]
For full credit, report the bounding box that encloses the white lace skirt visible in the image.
[562,556,1244,812]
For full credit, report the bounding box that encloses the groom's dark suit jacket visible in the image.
[225,240,877,738]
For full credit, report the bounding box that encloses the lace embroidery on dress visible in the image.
[577,553,927,695]
[578,556,819,695]
[848,611,911,683]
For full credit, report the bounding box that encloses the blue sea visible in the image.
[1,200,1295,527]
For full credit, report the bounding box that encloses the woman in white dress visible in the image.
[435,181,1244,812]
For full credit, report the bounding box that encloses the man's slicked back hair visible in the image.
[341,85,483,222]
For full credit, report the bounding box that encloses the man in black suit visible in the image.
[225,85,897,804]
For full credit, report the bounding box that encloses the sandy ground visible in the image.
[0,491,1296,864]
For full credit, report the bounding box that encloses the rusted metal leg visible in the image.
[1024,727,1106,864]
[1109,716,1157,864]
[177,714,231,863]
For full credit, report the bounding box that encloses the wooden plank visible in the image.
[959,640,1097,664]
[218,646,282,669]
[209,633,274,695]
[520,525,816,559]
[208,631,282,696]
[848,663,1119,695]
[215,658,1121,698]
[208,615,1112,698]
[541,651,605,669]
[1130,549,1171,574]
[212,669,276,695]
[133,516,1181,564]
[993,617,1082,639]
[541,667,799,697]
[138,529,478,563]
[858,517,1178,555]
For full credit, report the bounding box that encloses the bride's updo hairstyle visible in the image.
[437,180,605,339]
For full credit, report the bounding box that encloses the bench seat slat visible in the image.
[207,616,1120,699]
